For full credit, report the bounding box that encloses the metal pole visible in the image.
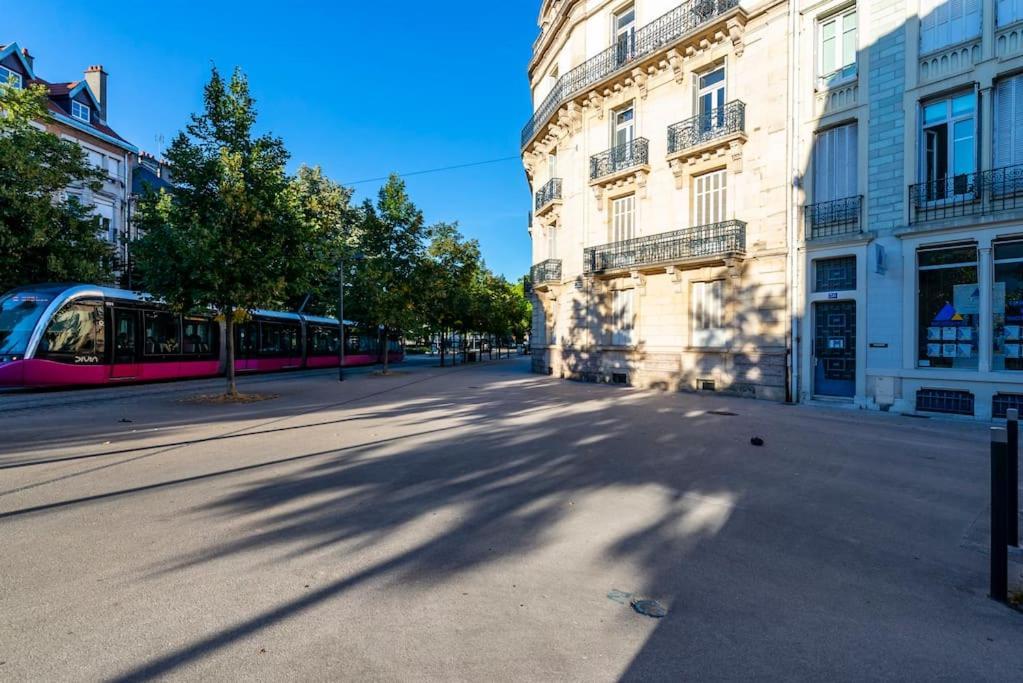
[338,260,345,383]
[991,427,1009,603]
[1008,409,1020,547]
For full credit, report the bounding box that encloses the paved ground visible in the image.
[1,355,1021,681]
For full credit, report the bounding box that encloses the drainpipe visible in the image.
[786,0,800,403]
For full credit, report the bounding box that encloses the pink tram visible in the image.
[0,284,403,388]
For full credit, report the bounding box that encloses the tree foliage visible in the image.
[0,80,113,292]
[132,67,311,395]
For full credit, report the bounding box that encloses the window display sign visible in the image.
[917,244,978,369]
[994,241,1023,372]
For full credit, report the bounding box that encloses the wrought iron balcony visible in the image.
[909,164,1023,223]
[531,259,562,286]
[584,220,746,275]
[535,178,563,213]
[590,138,650,182]
[804,196,862,240]
[521,0,742,149]
[667,100,746,155]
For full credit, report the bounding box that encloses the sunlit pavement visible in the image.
[1,356,1021,681]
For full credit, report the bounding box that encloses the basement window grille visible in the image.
[993,393,1023,419]
[612,372,628,385]
[700,379,717,391]
[916,388,974,416]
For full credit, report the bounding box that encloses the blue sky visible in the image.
[7,1,538,279]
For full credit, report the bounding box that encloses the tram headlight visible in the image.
[0,355,19,363]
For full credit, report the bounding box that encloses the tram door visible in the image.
[110,308,140,380]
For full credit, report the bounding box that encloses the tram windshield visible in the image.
[0,287,61,357]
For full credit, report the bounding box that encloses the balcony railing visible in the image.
[910,165,1023,223]
[531,259,562,286]
[804,196,862,240]
[535,178,563,212]
[590,138,650,182]
[667,100,746,154]
[521,0,741,148]
[583,220,746,275]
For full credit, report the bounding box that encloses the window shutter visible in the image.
[995,77,1014,168]
[814,124,857,202]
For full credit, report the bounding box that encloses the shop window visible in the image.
[815,256,857,292]
[918,244,978,369]
[993,240,1023,371]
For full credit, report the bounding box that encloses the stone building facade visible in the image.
[798,0,1023,419]
[524,0,794,401]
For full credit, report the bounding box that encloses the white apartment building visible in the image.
[525,0,1023,419]
[524,0,795,400]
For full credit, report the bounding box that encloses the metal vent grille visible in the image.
[916,388,974,416]
[612,372,628,385]
[993,393,1023,419]
[700,379,716,391]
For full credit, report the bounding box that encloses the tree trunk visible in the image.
[224,306,238,398]
[440,330,446,367]
[381,326,390,374]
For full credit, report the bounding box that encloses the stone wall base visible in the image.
[531,346,787,402]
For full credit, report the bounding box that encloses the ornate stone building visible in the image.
[524,0,794,400]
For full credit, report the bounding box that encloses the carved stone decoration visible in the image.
[586,92,605,119]
[727,18,745,57]
[667,49,685,85]
[593,184,605,207]
[668,158,687,189]
[729,139,744,173]
[636,171,649,199]
[666,265,685,294]
[629,271,647,296]
[631,68,648,99]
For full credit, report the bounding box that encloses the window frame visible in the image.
[817,6,858,88]
[611,193,636,242]
[919,91,977,201]
[693,169,728,226]
[610,288,635,347]
[71,100,91,123]
[0,65,23,89]
[691,280,728,348]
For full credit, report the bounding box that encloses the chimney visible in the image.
[21,47,33,71]
[84,65,107,122]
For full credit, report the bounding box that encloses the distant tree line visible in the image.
[1,67,530,395]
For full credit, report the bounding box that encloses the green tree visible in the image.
[347,175,427,373]
[0,80,113,292]
[290,164,357,316]
[419,223,481,366]
[132,67,308,397]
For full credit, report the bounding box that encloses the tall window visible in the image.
[999,0,1023,26]
[611,194,635,242]
[814,123,857,203]
[921,92,976,198]
[995,74,1023,169]
[693,170,728,225]
[920,0,981,53]
[697,65,726,131]
[71,101,91,123]
[918,243,978,369]
[994,240,1023,371]
[818,7,857,86]
[547,150,558,178]
[692,280,726,347]
[610,289,635,346]
[614,6,636,66]
[547,226,557,260]
[0,65,23,89]
[613,105,635,148]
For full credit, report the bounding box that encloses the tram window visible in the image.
[236,322,258,355]
[282,325,299,354]
[182,319,213,354]
[260,324,282,354]
[309,326,338,354]
[40,301,105,356]
[144,312,180,355]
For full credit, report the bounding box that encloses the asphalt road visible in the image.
[1,356,1021,681]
